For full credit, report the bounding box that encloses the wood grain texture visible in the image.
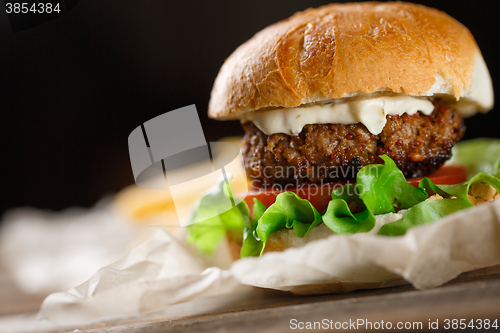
[72,265,500,333]
[2,265,499,332]
[0,263,47,316]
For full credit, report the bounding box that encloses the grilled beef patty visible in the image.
[242,101,465,188]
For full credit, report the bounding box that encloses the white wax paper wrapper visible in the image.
[38,230,245,324]
[0,199,136,294]
[232,199,500,293]
[39,200,500,324]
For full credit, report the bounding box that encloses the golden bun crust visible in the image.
[209,2,484,119]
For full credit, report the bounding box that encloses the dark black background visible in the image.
[1,0,499,216]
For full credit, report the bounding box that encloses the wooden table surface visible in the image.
[1,264,500,333]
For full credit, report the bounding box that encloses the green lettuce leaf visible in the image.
[322,199,374,234]
[186,205,245,254]
[358,155,428,212]
[378,140,500,236]
[377,198,466,236]
[323,155,428,235]
[420,173,500,205]
[186,178,245,254]
[379,172,500,236]
[255,192,322,253]
[240,199,264,258]
[449,138,500,178]
[187,147,500,255]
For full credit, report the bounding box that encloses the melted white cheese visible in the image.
[241,55,493,136]
[242,95,435,136]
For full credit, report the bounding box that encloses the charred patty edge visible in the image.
[241,101,465,187]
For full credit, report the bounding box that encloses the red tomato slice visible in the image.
[242,165,468,217]
[405,165,467,187]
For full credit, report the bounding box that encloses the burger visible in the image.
[188,2,498,260]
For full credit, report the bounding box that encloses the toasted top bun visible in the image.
[209,2,493,120]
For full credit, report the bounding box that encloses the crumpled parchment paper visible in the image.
[0,199,137,294]
[38,199,500,324]
[38,230,246,324]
